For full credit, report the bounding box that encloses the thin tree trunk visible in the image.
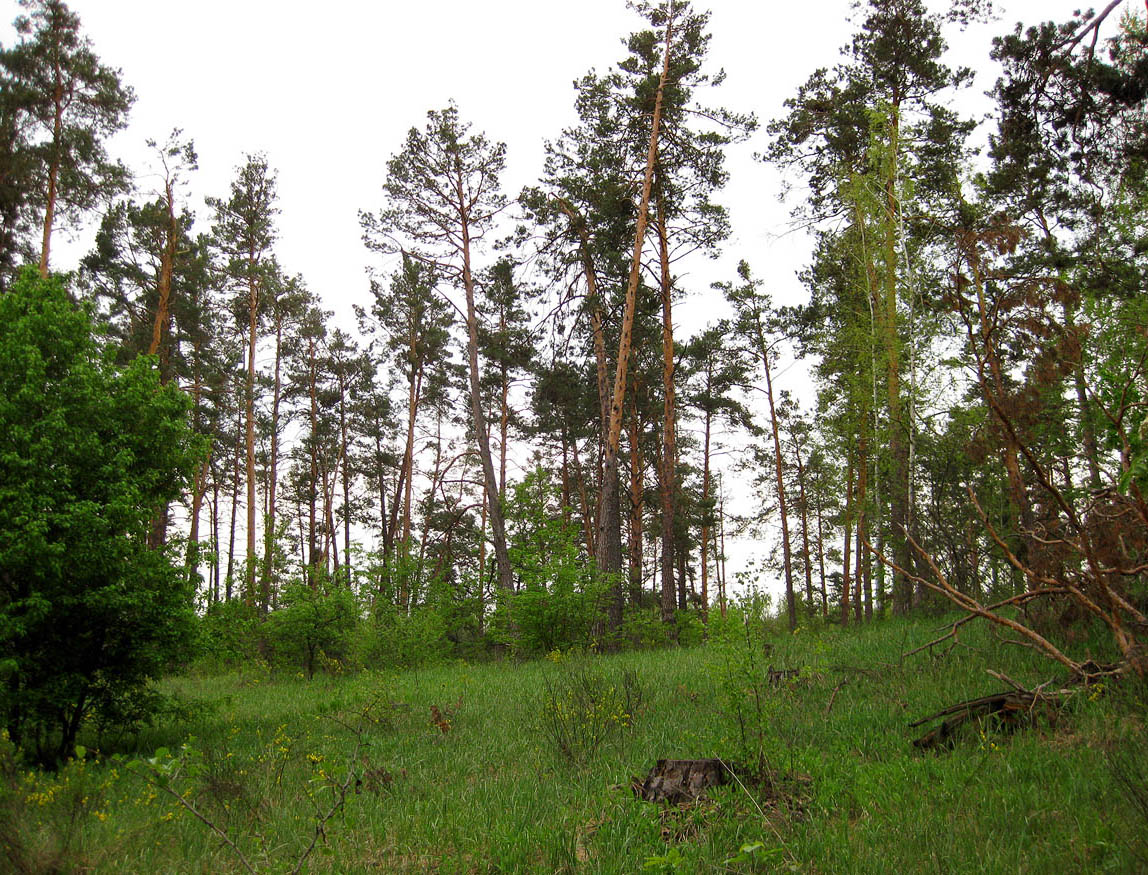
[458,188,513,592]
[307,336,320,583]
[717,477,728,618]
[245,267,258,606]
[793,438,813,618]
[226,420,241,602]
[656,187,678,626]
[854,426,869,624]
[260,314,283,613]
[841,456,855,626]
[815,481,828,618]
[700,407,713,623]
[761,337,796,632]
[338,371,352,582]
[628,390,645,605]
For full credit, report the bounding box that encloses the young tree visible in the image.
[681,321,751,620]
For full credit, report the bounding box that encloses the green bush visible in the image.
[492,468,608,656]
[0,269,201,762]
[194,599,262,673]
[265,579,360,678]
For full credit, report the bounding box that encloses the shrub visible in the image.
[266,579,360,678]
[493,467,608,655]
[539,663,644,765]
[0,269,201,762]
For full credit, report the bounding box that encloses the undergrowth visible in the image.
[0,614,1139,873]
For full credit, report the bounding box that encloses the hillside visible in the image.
[3,615,1143,873]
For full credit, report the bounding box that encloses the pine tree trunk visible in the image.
[700,407,713,623]
[596,8,674,629]
[841,457,854,626]
[656,189,678,626]
[628,392,645,605]
[38,78,64,277]
[760,330,796,632]
[260,315,283,613]
[793,439,813,618]
[307,336,320,583]
[245,269,258,606]
[457,192,513,593]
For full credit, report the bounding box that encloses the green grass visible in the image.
[3,615,1145,873]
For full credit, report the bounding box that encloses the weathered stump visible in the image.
[633,758,730,804]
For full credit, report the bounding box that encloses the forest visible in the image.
[1,0,1147,868]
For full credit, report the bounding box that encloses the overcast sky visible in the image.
[28,0,1097,324]
[8,0,1129,594]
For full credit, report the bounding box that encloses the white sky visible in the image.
[7,0,1128,599]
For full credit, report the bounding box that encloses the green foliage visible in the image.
[0,268,200,762]
[265,577,360,678]
[492,467,608,655]
[194,599,262,674]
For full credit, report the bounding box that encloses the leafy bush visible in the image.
[194,599,262,673]
[0,269,201,762]
[266,579,360,678]
[492,468,608,655]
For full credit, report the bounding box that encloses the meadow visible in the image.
[2,614,1144,873]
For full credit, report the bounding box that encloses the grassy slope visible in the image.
[4,615,1145,873]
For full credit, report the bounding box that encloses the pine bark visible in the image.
[595,6,674,628]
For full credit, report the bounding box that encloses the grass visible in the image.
[2,613,1145,872]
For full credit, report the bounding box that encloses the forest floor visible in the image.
[3,614,1145,873]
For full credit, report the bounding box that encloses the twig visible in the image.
[824,679,849,716]
[129,764,258,875]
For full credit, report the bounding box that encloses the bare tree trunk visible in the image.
[656,188,678,626]
[595,6,675,629]
[458,191,513,592]
[337,371,353,582]
[307,335,320,584]
[854,428,869,623]
[226,419,241,602]
[628,391,645,605]
[762,339,797,631]
[793,438,813,618]
[700,407,713,622]
[815,483,828,618]
[38,77,64,276]
[244,268,258,606]
[260,315,283,613]
[841,457,855,627]
[717,477,728,619]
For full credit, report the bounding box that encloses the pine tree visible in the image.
[362,104,514,592]
[2,0,133,275]
[208,153,279,605]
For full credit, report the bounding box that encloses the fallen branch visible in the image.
[910,662,1121,750]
